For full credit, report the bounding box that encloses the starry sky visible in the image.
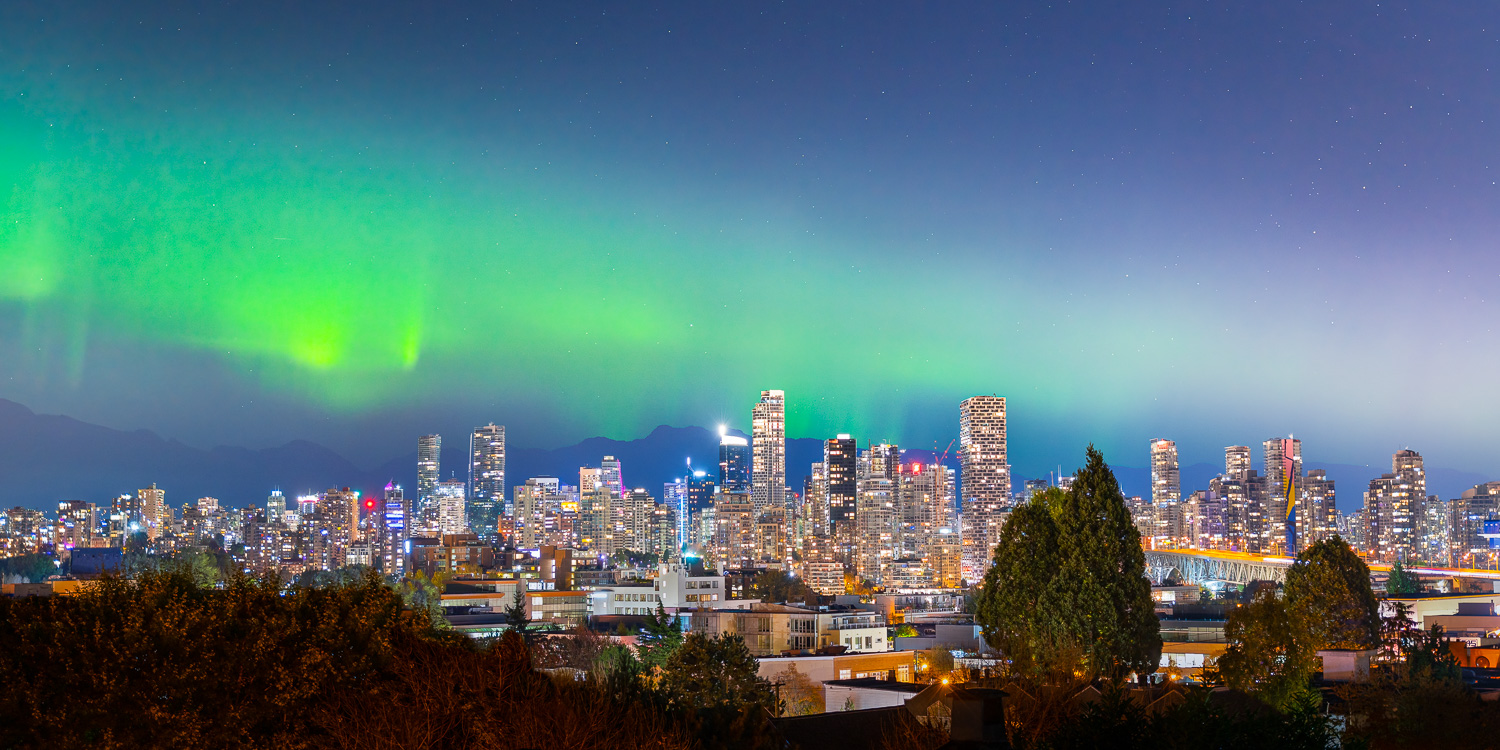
[1,2,1497,485]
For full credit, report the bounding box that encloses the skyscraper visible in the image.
[136,483,167,541]
[1264,437,1303,553]
[959,395,1009,576]
[601,456,624,498]
[825,435,858,528]
[468,424,506,537]
[1365,449,1423,562]
[751,390,786,513]
[417,434,441,528]
[718,432,752,493]
[1150,439,1180,505]
[266,490,286,521]
[1224,446,1252,481]
[435,479,467,535]
[382,484,408,574]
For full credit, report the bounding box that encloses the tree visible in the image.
[1284,535,1380,650]
[638,601,685,670]
[396,569,450,628]
[659,632,773,712]
[975,449,1161,682]
[919,646,955,681]
[893,623,919,639]
[975,492,1076,677]
[0,553,59,584]
[1387,560,1421,596]
[504,588,531,631]
[1050,446,1161,681]
[770,663,823,715]
[1213,588,1319,709]
[751,569,815,604]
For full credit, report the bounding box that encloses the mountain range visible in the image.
[0,398,1488,512]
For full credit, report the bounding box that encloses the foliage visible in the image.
[919,646,955,679]
[396,568,450,628]
[529,625,613,675]
[1051,447,1161,681]
[1284,535,1380,650]
[975,495,1076,678]
[770,662,823,716]
[751,568,817,604]
[610,549,661,568]
[1339,671,1500,749]
[1212,589,1319,710]
[997,683,1339,750]
[314,628,699,750]
[1386,559,1421,596]
[638,601,685,670]
[975,448,1161,682]
[659,632,773,712]
[504,587,530,630]
[0,568,449,748]
[893,623,919,639]
[657,632,777,750]
[0,552,59,584]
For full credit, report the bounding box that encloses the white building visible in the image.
[752,390,786,514]
[959,396,1008,578]
[589,562,730,616]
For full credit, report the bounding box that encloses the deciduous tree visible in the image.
[1284,535,1380,650]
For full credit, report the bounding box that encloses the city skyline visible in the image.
[2,3,1498,476]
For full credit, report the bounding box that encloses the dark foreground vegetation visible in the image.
[0,570,762,750]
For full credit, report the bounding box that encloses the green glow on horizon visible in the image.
[0,88,1191,445]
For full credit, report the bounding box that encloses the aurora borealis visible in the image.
[2,2,1498,480]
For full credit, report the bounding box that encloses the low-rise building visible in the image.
[822,678,925,712]
[756,651,918,685]
[689,603,820,656]
[817,607,889,653]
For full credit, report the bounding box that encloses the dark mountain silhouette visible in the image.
[0,398,1487,514]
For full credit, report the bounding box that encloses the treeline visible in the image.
[0,569,778,750]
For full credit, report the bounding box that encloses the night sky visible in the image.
[1,2,1497,482]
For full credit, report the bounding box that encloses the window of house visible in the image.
[839,669,851,680]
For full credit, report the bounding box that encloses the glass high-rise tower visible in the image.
[1150,439,1180,504]
[751,390,786,513]
[417,434,441,529]
[468,424,506,537]
[959,395,1009,577]
[719,432,752,493]
[825,435,858,526]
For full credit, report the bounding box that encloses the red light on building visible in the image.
[364,498,376,510]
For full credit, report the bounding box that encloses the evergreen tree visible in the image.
[638,601,684,669]
[1387,559,1421,596]
[658,632,773,711]
[1052,445,1162,681]
[1284,535,1380,649]
[504,587,530,631]
[975,449,1161,682]
[976,491,1075,677]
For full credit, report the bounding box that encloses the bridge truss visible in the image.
[1143,550,1290,586]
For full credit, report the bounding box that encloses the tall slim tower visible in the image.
[417,434,441,527]
[959,395,1009,576]
[826,435,858,529]
[468,424,506,537]
[382,484,408,574]
[1263,437,1303,553]
[1150,439,1180,504]
[751,390,786,513]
